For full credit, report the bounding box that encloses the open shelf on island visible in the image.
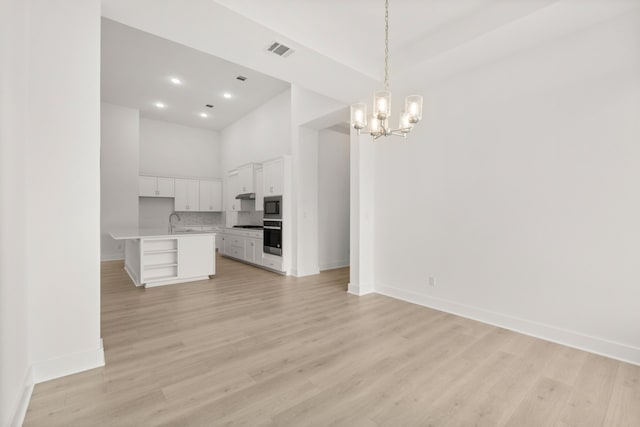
[143,249,178,254]
[144,263,178,270]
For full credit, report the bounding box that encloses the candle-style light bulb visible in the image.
[373,90,391,120]
[405,95,423,123]
[399,111,412,133]
[370,116,381,134]
[350,103,367,130]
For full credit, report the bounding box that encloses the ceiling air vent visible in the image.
[267,41,294,58]
[236,75,248,82]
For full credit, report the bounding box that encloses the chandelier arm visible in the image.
[390,127,412,134]
[390,130,410,137]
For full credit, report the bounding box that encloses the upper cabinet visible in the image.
[227,171,241,212]
[237,163,261,195]
[139,176,175,197]
[139,175,223,212]
[263,158,284,196]
[255,168,264,211]
[199,179,223,212]
[174,179,200,211]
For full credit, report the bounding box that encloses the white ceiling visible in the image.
[213,0,498,80]
[101,0,640,110]
[101,18,290,130]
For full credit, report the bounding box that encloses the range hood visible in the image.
[235,193,255,200]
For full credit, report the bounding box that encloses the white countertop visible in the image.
[218,227,263,237]
[109,228,218,240]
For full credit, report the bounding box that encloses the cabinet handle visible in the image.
[155,190,159,195]
[186,205,189,210]
[270,186,274,193]
[243,186,246,192]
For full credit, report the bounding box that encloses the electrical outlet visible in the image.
[428,276,436,287]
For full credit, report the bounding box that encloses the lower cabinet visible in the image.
[262,254,283,272]
[245,238,261,265]
[219,231,266,268]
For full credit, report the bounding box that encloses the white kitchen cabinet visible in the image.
[139,176,156,197]
[245,238,262,265]
[237,163,261,194]
[157,177,175,197]
[263,158,284,196]
[115,233,215,288]
[262,253,283,272]
[199,179,223,212]
[227,171,241,211]
[139,176,175,197]
[255,168,264,211]
[178,235,214,279]
[174,178,200,211]
[215,233,223,253]
[218,230,265,268]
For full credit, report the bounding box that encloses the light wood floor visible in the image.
[25,254,640,426]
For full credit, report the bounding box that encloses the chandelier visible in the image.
[350,0,423,140]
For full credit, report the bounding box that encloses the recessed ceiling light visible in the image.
[154,102,166,109]
[170,77,182,85]
[199,112,208,118]
[223,92,233,99]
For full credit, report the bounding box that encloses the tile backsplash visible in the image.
[139,197,226,228]
[237,210,263,225]
[174,211,225,226]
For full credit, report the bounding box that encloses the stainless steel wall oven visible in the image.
[263,220,282,256]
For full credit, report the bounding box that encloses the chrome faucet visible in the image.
[168,212,181,234]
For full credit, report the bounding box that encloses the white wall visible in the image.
[101,103,139,260]
[26,0,104,383]
[139,197,175,229]
[0,0,30,424]
[290,86,345,277]
[372,12,640,363]
[318,129,350,271]
[140,117,221,179]
[220,89,291,172]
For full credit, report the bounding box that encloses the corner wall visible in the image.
[372,12,640,363]
[27,0,104,382]
[0,0,31,424]
[290,86,346,277]
[318,129,350,270]
[101,103,139,260]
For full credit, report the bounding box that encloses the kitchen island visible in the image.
[109,228,216,288]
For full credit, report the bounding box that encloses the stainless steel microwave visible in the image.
[264,196,282,219]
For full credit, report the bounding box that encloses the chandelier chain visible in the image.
[384,0,389,91]
[349,0,422,139]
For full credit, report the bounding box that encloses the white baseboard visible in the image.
[376,283,640,366]
[101,253,124,261]
[347,282,374,296]
[10,367,34,427]
[319,259,350,271]
[293,268,321,278]
[32,339,105,384]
